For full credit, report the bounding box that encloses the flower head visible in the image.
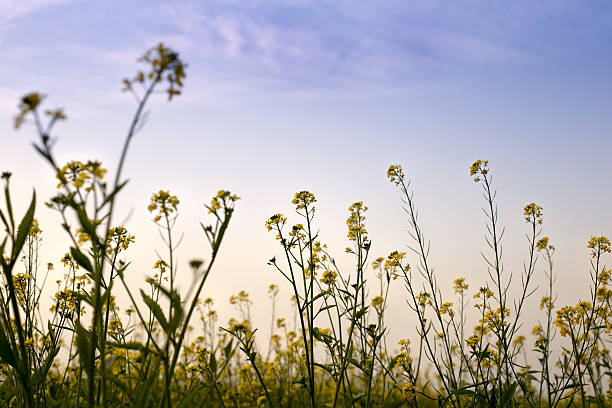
[148,190,180,222]
[470,160,489,182]
[536,237,553,252]
[387,164,405,185]
[453,277,469,294]
[208,190,240,214]
[292,191,316,211]
[347,201,368,241]
[320,269,338,286]
[524,203,543,224]
[56,160,107,191]
[106,226,135,255]
[588,236,611,258]
[265,213,287,232]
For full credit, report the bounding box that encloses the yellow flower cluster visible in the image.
[288,224,306,241]
[466,334,480,350]
[292,191,316,211]
[229,290,250,305]
[539,296,552,310]
[417,292,431,308]
[371,295,384,308]
[587,236,611,258]
[385,251,407,273]
[148,190,180,222]
[53,289,80,318]
[554,302,593,337]
[347,201,368,241]
[12,273,31,307]
[108,318,124,337]
[320,269,338,286]
[396,338,413,368]
[14,92,46,129]
[265,213,287,233]
[29,218,42,238]
[208,190,240,214]
[479,308,508,331]
[523,203,543,224]
[56,160,107,191]
[60,253,78,270]
[387,164,405,186]
[440,302,454,318]
[536,237,553,252]
[126,43,186,101]
[474,287,494,300]
[453,277,469,294]
[399,382,416,401]
[469,159,489,182]
[105,226,135,255]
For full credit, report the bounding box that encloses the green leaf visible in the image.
[353,306,368,320]
[500,382,518,407]
[12,191,35,259]
[74,205,96,237]
[103,371,134,404]
[0,327,16,368]
[101,180,129,208]
[314,304,336,319]
[209,352,217,375]
[223,341,233,360]
[140,290,169,333]
[313,362,334,375]
[75,322,93,378]
[154,283,183,332]
[70,247,93,272]
[176,385,206,408]
[135,363,159,407]
[453,389,477,396]
[107,341,148,352]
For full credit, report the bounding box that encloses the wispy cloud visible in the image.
[1,0,611,105]
[0,0,68,30]
[134,0,532,91]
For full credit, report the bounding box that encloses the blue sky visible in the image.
[1,0,611,336]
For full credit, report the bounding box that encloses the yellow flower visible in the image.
[387,164,405,185]
[539,296,552,310]
[292,191,316,211]
[512,335,526,347]
[523,203,543,224]
[12,273,31,306]
[208,190,240,214]
[466,334,480,350]
[587,236,611,258]
[28,218,42,238]
[347,201,368,241]
[265,213,287,232]
[53,289,80,318]
[105,226,135,255]
[56,160,107,191]
[399,382,416,401]
[320,269,338,285]
[148,190,179,222]
[440,302,454,318]
[385,251,407,270]
[453,277,469,294]
[469,159,489,182]
[15,92,45,129]
[371,295,384,308]
[474,287,494,299]
[536,237,551,252]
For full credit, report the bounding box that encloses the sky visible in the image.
[1,0,611,343]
